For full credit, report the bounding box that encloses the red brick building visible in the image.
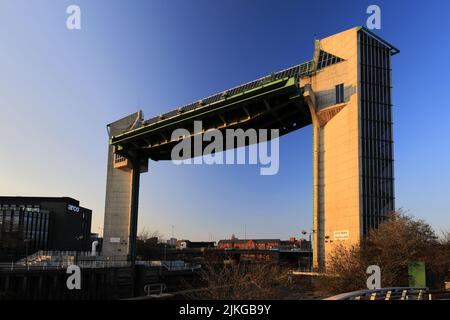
[217,239,280,250]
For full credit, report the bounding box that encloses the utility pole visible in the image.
[24,238,31,267]
[302,229,313,272]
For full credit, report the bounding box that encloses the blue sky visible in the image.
[0,0,449,241]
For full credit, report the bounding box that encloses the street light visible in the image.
[75,235,84,265]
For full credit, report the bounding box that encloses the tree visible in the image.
[138,228,163,242]
[136,228,166,260]
[184,262,290,300]
[318,211,449,294]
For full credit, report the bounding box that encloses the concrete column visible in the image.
[312,125,325,270]
[304,85,325,270]
[128,157,141,263]
[102,112,145,260]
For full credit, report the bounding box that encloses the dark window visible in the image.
[335,83,344,104]
[358,30,395,235]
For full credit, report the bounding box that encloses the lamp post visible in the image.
[75,235,84,265]
[301,230,313,272]
[164,243,167,260]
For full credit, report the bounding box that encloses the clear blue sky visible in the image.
[1,0,449,241]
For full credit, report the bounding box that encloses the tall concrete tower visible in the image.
[102,111,147,260]
[302,27,397,269]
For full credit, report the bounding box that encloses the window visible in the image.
[335,83,344,104]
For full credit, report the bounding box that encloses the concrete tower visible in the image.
[102,111,147,260]
[302,27,396,269]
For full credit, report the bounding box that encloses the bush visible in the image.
[317,211,450,294]
[185,262,290,300]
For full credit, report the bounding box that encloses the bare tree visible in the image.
[184,262,290,300]
[316,211,450,294]
[138,227,163,241]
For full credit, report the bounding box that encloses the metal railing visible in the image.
[0,260,132,271]
[144,283,167,296]
[325,287,431,300]
[142,60,315,127]
[17,250,94,264]
[137,260,201,271]
[2,258,201,271]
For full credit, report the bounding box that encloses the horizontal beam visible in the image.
[111,77,299,146]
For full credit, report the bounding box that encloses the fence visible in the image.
[0,260,132,271]
[325,287,431,300]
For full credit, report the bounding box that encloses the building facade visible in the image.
[0,197,92,261]
[0,206,50,260]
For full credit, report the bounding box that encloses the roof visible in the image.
[218,239,248,244]
[357,26,400,55]
[0,196,92,212]
[0,196,79,204]
[218,239,281,244]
